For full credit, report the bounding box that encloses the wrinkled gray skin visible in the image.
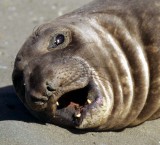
[12,0,160,131]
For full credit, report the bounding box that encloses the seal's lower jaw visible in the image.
[28,81,101,128]
[50,81,102,128]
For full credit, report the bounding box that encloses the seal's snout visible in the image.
[23,57,91,112]
[20,55,103,127]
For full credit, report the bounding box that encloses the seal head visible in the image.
[12,0,160,131]
[12,20,111,129]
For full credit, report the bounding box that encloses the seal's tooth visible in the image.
[56,102,59,106]
[75,113,81,118]
[87,99,92,104]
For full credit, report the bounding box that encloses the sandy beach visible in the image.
[0,0,160,145]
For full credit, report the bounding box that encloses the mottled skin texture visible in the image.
[12,0,160,131]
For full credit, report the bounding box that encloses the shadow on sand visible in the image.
[0,85,39,123]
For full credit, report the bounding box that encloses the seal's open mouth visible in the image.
[57,86,88,110]
[55,83,97,126]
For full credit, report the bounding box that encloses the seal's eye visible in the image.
[48,29,71,50]
[55,34,65,46]
[49,34,65,48]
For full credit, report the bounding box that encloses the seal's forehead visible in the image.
[33,14,87,36]
[34,24,72,39]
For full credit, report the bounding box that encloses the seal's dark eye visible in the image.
[48,29,71,50]
[55,34,65,46]
[49,34,65,49]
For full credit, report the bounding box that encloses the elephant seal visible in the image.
[12,0,160,131]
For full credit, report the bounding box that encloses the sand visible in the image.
[0,0,160,145]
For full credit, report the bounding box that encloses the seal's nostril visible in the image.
[46,81,56,92]
[47,85,56,92]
